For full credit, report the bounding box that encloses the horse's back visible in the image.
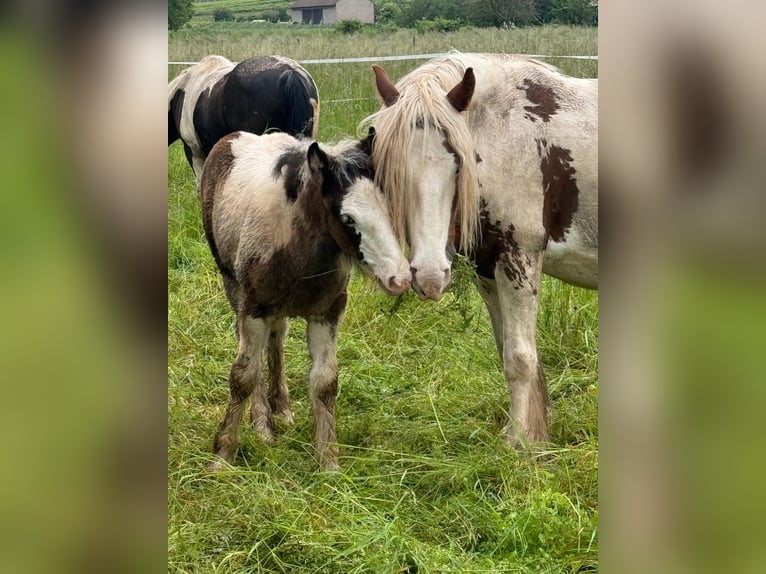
[223,56,319,138]
[457,54,598,288]
[169,55,236,162]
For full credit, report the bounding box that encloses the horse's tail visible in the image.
[168,72,188,146]
[278,68,319,138]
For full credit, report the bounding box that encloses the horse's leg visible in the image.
[476,276,505,360]
[262,317,294,425]
[495,258,550,447]
[210,315,271,470]
[306,299,346,471]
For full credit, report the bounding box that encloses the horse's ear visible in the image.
[446,67,475,113]
[307,142,328,176]
[360,126,376,155]
[373,65,400,106]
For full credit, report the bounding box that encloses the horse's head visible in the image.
[369,64,479,301]
[307,139,411,296]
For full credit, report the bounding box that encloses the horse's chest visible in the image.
[243,239,349,318]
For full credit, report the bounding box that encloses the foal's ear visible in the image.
[360,126,376,155]
[373,65,400,106]
[446,67,475,113]
[307,141,328,176]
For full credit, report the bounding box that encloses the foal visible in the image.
[200,130,410,471]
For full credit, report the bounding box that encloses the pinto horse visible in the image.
[364,53,597,447]
[169,55,319,179]
[201,130,411,471]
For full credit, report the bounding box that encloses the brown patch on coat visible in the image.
[470,199,532,290]
[519,79,559,123]
[540,144,580,243]
[240,179,351,320]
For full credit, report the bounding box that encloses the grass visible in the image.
[169,25,598,573]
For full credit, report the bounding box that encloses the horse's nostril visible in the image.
[410,266,418,277]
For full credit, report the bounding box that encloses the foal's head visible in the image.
[306,136,411,295]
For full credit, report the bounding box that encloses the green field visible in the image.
[169,25,598,573]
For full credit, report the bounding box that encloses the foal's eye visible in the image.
[340,214,355,226]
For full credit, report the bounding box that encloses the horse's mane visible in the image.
[360,53,481,254]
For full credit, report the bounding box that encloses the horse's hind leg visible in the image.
[210,315,271,470]
[261,317,294,425]
[495,259,550,448]
[306,299,346,471]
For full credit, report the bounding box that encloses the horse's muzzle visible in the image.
[410,267,452,301]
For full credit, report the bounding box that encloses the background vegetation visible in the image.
[169,25,598,573]
[169,0,598,29]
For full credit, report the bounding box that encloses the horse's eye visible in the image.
[340,214,355,226]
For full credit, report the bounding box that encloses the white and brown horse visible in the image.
[169,55,319,179]
[364,53,597,447]
[200,130,410,471]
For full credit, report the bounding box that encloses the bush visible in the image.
[414,17,465,33]
[336,19,363,34]
[213,7,235,22]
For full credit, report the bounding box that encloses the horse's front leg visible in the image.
[495,254,550,448]
[210,315,271,470]
[476,275,505,360]
[262,317,294,425]
[306,295,347,471]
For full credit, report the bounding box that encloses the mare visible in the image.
[169,55,319,179]
[363,53,598,447]
[200,130,411,471]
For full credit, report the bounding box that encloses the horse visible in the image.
[169,54,319,179]
[363,53,597,448]
[200,130,411,471]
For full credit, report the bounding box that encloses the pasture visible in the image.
[169,24,598,573]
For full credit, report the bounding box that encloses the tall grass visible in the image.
[169,26,598,573]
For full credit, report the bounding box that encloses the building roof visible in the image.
[292,0,338,8]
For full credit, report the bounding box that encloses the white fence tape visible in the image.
[168,52,598,66]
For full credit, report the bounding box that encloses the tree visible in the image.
[534,0,554,23]
[551,0,597,25]
[169,0,194,31]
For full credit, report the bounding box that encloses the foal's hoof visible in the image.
[274,409,295,426]
[206,457,232,472]
[252,425,276,445]
[321,459,341,473]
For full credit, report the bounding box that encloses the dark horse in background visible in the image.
[168,54,319,179]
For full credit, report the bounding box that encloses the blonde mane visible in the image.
[360,55,481,254]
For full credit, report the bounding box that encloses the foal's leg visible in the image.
[306,301,345,471]
[210,315,271,470]
[495,257,550,447]
[261,317,294,425]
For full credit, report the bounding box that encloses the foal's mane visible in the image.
[360,53,480,254]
